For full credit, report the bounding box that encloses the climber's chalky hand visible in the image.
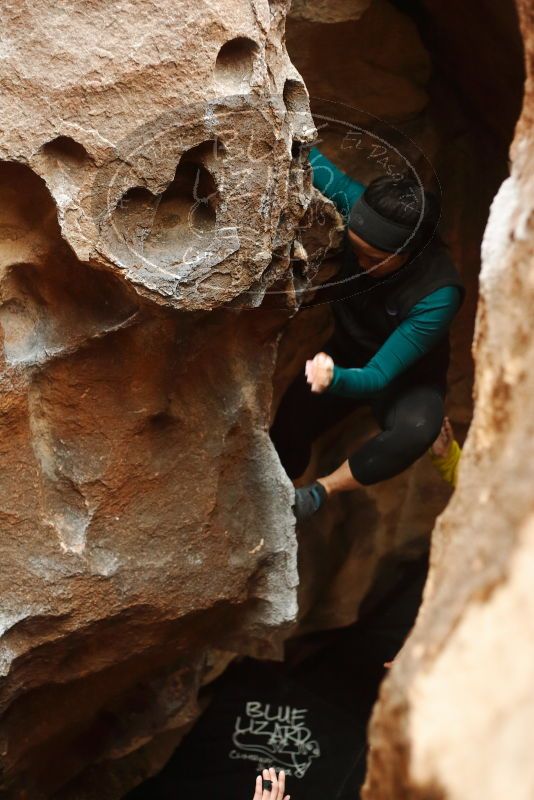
[305,352,334,393]
[252,767,290,800]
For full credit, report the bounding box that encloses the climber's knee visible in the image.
[347,439,393,485]
[399,389,445,459]
[347,387,445,485]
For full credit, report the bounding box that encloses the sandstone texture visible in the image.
[363,1,534,797]
[0,1,331,796]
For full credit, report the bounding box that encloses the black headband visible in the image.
[348,193,417,253]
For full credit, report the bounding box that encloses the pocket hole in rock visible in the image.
[113,142,220,267]
[40,136,91,167]
[214,36,260,94]
[283,78,309,116]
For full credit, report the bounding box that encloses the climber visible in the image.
[270,146,466,522]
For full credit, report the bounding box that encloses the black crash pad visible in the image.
[128,659,367,800]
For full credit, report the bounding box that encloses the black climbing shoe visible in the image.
[293,481,328,523]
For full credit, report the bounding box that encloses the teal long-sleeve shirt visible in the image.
[309,146,462,398]
[309,146,366,220]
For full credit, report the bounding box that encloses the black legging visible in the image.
[271,349,445,486]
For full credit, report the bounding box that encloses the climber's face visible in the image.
[348,228,410,277]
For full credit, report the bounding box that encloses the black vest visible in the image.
[327,232,466,392]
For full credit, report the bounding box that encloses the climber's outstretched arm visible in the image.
[306,286,462,397]
[309,146,366,219]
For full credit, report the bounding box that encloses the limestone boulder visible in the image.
[0,0,326,796]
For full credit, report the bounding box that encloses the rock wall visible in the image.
[363,1,534,797]
[0,1,332,796]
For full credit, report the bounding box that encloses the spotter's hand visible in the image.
[253,768,290,800]
[305,352,334,393]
